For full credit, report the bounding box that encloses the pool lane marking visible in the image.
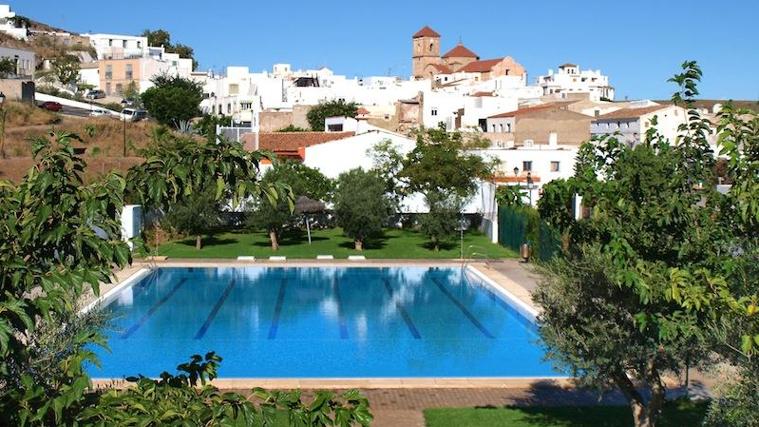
[267,278,287,339]
[121,277,188,339]
[431,277,495,339]
[382,278,421,339]
[193,279,237,339]
[333,277,349,339]
[131,269,162,299]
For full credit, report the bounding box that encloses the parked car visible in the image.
[39,101,63,112]
[85,90,106,100]
[89,108,108,117]
[119,108,148,122]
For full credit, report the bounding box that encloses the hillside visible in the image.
[0,102,160,182]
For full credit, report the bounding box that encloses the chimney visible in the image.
[548,132,558,147]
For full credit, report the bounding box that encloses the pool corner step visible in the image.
[269,256,287,262]
[236,256,256,262]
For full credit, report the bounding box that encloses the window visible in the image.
[125,64,133,80]
[491,124,496,132]
[115,83,123,94]
[550,161,560,172]
[523,161,532,172]
[499,124,504,133]
[137,41,142,48]
[227,103,232,114]
[431,108,438,116]
[105,82,111,95]
[108,39,113,47]
[228,84,239,95]
[507,123,512,132]
[105,64,112,80]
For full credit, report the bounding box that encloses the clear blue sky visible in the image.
[15,0,759,100]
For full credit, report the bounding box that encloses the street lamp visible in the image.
[0,91,6,159]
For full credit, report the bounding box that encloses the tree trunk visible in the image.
[644,361,666,427]
[354,239,363,251]
[195,235,202,250]
[269,230,279,251]
[432,236,439,252]
[612,370,655,427]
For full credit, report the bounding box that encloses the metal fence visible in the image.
[216,126,254,143]
[497,205,561,262]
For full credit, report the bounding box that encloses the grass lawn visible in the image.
[155,227,517,259]
[423,400,708,427]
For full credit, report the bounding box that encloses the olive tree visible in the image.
[334,168,391,250]
[247,161,332,250]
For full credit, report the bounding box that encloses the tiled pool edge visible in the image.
[465,264,539,321]
[91,376,573,390]
[80,268,151,314]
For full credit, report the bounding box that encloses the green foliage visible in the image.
[79,352,373,426]
[125,133,280,212]
[534,61,758,427]
[161,187,220,250]
[536,179,576,236]
[307,100,358,131]
[334,168,392,250]
[276,124,309,132]
[141,74,203,127]
[157,227,517,259]
[121,81,142,106]
[495,185,527,207]
[257,388,373,427]
[52,54,81,87]
[193,114,232,141]
[247,161,331,250]
[142,29,197,70]
[0,132,131,425]
[401,125,495,199]
[0,57,16,77]
[419,191,462,251]
[369,139,406,210]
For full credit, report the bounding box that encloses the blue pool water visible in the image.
[89,267,559,378]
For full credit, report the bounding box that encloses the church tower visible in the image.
[412,26,441,79]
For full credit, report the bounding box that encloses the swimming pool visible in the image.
[89,266,559,379]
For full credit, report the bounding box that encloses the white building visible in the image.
[591,104,687,146]
[83,33,157,60]
[537,63,615,101]
[0,4,27,40]
[0,46,34,78]
[196,64,428,124]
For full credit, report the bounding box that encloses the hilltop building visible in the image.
[0,4,28,40]
[411,26,525,81]
[537,63,615,101]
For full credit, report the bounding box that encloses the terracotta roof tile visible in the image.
[430,63,453,74]
[595,105,667,120]
[459,58,504,73]
[442,44,478,58]
[471,91,495,97]
[242,132,355,156]
[488,102,574,118]
[413,26,440,38]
